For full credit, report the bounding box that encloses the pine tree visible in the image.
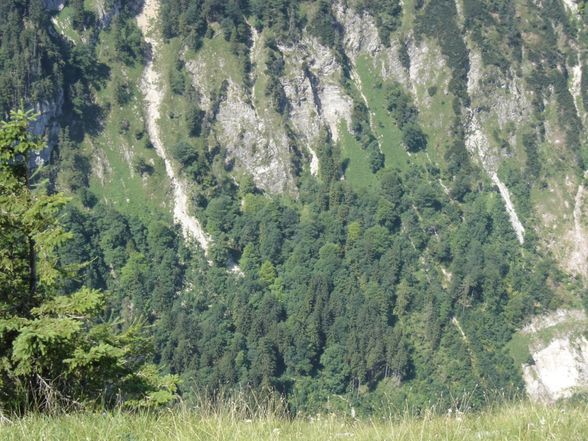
[0,110,177,413]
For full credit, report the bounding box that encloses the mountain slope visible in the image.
[3,0,588,412]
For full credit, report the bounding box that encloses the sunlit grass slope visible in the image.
[2,401,587,440]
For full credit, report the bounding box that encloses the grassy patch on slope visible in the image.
[354,56,409,172]
[84,30,170,221]
[52,6,83,44]
[338,121,377,189]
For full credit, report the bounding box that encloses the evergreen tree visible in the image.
[0,110,176,413]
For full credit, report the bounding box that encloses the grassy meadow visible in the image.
[2,400,587,440]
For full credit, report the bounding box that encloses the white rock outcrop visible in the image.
[566,175,588,276]
[281,73,322,176]
[521,310,588,403]
[280,37,354,144]
[569,62,585,122]
[335,2,408,86]
[465,48,528,244]
[492,173,526,244]
[188,28,355,183]
[523,336,588,402]
[28,91,64,167]
[561,0,580,14]
[215,81,294,193]
[186,38,296,192]
[137,0,210,251]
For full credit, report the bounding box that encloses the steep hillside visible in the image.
[137,0,210,250]
[3,0,588,412]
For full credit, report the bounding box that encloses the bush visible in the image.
[113,77,132,105]
[403,123,427,152]
[369,148,385,173]
[114,18,146,66]
[170,68,185,95]
[386,82,427,152]
[356,0,402,45]
[186,104,205,137]
[308,0,340,48]
[134,157,154,175]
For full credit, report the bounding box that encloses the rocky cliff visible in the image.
[41,0,588,405]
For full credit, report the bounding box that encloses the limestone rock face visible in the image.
[137,0,211,250]
[214,80,295,194]
[521,310,588,403]
[42,0,588,280]
[523,336,588,402]
[28,91,63,167]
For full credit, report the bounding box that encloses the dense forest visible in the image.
[1,0,587,415]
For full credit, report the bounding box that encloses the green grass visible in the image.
[157,38,194,148]
[82,27,171,222]
[52,6,83,45]
[400,0,415,34]
[412,81,453,169]
[507,332,533,368]
[354,56,409,172]
[48,0,172,222]
[354,38,459,174]
[339,121,377,189]
[2,401,588,440]
[340,54,452,189]
[184,25,245,90]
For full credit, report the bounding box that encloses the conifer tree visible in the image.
[0,110,176,413]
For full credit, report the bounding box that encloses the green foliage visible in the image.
[462,0,521,70]
[169,59,186,95]
[259,260,278,286]
[57,130,90,192]
[399,40,410,70]
[70,0,95,32]
[582,65,588,112]
[161,0,252,54]
[8,0,581,418]
[522,132,540,178]
[113,76,132,106]
[0,0,64,114]
[356,0,402,45]
[250,0,302,39]
[386,83,427,152]
[171,141,210,184]
[0,111,176,413]
[308,0,341,48]
[134,157,155,176]
[186,103,205,137]
[402,123,427,153]
[113,17,146,66]
[349,100,385,173]
[386,83,418,128]
[369,148,385,172]
[206,195,238,234]
[264,46,289,115]
[129,154,550,413]
[416,1,469,104]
